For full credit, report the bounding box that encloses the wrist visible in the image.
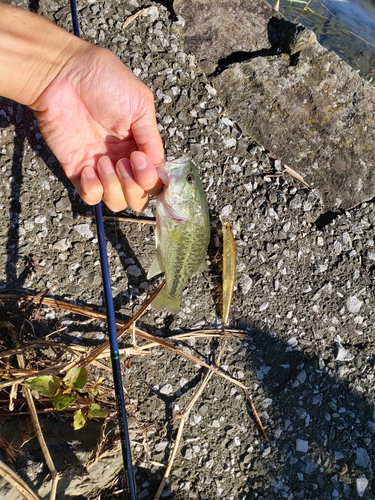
[0,3,84,107]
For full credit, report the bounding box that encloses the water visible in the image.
[268,0,375,82]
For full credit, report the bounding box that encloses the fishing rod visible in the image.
[68,1,137,498]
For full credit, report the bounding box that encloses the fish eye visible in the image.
[186,173,195,183]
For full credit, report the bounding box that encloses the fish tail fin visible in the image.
[151,288,181,313]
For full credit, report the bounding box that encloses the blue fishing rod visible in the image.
[69,1,137,498]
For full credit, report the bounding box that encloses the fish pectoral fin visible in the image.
[196,259,208,273]
[147,256,163,279]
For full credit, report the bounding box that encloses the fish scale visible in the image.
[167,227,205,296]
[147,155,210,312]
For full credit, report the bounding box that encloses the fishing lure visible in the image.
[221,218,236,325]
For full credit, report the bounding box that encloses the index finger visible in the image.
[130,94,165,165]
[130,151,163,197]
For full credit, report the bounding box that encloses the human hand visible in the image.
[31,42,165,212]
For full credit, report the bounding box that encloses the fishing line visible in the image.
[68,1,137,498]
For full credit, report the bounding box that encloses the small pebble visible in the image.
[240,275,252,294]
[356,477,369,497]
[333,240,342,253]
[296,439,309,452]
[38,180,50,190]
[55,197,71,211]
[160,384,173,395]
[262,398,273,408]
[74,223,93,239]
[355,447,370,468]
[221,204,232,217]
[126,265,142,277]
[34,215,46,224]
[155,441,169,452]
[305,462,317,474]
[335,342,354,361]
[347,296,363,313]
[223,137,236,148]
[53,238,70,251]
[296,370,307,384]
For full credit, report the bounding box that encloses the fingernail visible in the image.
[98,156,114,175]
[116,159,132,178]
[83,166,97,179]
[131,151,147,171]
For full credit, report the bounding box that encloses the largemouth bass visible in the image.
[147,155,210,312]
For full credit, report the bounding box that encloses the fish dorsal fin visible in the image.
[147,256,163,279]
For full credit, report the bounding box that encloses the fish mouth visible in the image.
[155,155,191,184]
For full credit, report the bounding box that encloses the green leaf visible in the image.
[52,392,77,411]
[88,403,108,419]
[73,409,87,430]
[63,367,87,391]
[26,375,60,397]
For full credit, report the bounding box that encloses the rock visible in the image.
[346,296,363,313]
[74,223,94,239]
[305,462,317,474]
[356,477,369,497]
[53,238,71,251]
[160,383,174,395]
[174,0,274,75]
[355,447,371,468]
[55,197,71,211]
[174,0,375,210]
[335,342,354,361]
[126,264,142,277]
[296,438,309,452]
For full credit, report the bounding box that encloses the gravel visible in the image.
[1,0,375,499]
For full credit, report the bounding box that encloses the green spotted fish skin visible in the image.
[147,155,210,312]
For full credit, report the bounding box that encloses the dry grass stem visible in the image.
[86,418,122,471]
[49,474,60,500]
[83,214,156,225]
[0,458,40,500]
[10,324,59,498]
[244,388,268,441]
[76,279,165,367]
[284,164,310,187]
[9,383,17,412]
[15,345,58,483]
[0,436,17,463]
[123,7,150,29]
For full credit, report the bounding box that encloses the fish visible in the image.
[147,155,210,312]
